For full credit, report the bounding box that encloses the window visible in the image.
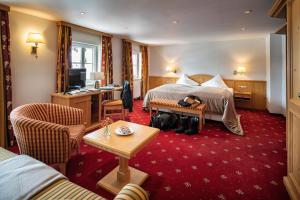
[132,51,142,79]
[71,42,99,80]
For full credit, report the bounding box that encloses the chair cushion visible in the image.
[103,99,123,106]
[68,125,85,151]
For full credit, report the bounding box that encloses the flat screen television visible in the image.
[68,68,86,90]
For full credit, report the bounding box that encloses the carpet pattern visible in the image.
[66,100,289,200]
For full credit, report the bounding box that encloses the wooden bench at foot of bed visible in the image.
[149,99,207,131]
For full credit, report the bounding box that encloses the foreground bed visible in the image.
[0,147,148,200]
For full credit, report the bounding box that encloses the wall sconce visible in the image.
[166,66,177,73]
[233,66,246,75]
[26,32,45,59]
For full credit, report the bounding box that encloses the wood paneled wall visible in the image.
[149,76,266,110]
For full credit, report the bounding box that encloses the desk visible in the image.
[51,87,122,132]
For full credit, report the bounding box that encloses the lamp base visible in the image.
[94,80,100,89]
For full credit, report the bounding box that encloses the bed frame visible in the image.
[189,74,214,84]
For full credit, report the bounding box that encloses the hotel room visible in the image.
[0,0,299,199]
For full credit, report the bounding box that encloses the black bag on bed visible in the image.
[150,112,178,130]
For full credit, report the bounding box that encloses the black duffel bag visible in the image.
[150,112,178,130]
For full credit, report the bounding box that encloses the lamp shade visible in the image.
[166,66,172,72]
[166,66,176,73]
[237,66,246,73]
[90,72,104,80]
[26,33,45,45]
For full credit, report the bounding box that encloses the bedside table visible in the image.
[234,91,252,101]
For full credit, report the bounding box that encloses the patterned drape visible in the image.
[122,40,133,94]
[101,36,113,85]
[0,10,13,147]
[56,25,72,93]
[140,45,149,99]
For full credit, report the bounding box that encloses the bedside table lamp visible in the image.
[90,72,104,89]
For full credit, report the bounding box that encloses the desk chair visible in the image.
[103,99,125,120]
[102,81,132,120]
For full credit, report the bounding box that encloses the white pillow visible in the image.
[176,74,199,86]
[201,74,229,89]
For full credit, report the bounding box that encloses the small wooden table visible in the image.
[83,120,160,195]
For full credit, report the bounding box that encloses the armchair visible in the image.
[10,103,85,175]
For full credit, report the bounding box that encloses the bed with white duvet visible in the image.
[143,74,243,135]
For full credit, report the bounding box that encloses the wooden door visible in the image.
[291,0,300,98]
[284,0,300,199]
[285,100,300,199]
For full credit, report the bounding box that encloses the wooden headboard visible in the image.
[189,74,213,84]
[148,75,266,110]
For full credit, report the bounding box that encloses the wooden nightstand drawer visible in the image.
[234,91,252,101]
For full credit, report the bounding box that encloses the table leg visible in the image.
[99,93,102,121]
[117,157,130,182]
[111,90,114,100]
[199,113,203,131]
[97,156,149,195]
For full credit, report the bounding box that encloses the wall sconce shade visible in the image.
[233,66,246,75]
[26,33,45,44]
[26,32,45,59]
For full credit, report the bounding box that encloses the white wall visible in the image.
[149,38,267,80]
[112,37,122,98]
[281,36,286,115]
[10,11,124,107]
[72,30,101,45]
[266,34,286,115]
[10,11,57,108]
[266,35,271,109]
[112,37,122,85]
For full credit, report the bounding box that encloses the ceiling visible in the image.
[1,0,284,45]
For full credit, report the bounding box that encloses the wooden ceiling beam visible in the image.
[268,0,287,18]
[275,23,287,35]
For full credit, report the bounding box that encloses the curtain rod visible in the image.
[57,21,113,38]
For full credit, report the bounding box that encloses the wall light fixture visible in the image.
[26,32,45,59]
[233,66,246,75]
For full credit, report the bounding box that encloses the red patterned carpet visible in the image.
[65,100,289,200]
[8,100,288,199]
